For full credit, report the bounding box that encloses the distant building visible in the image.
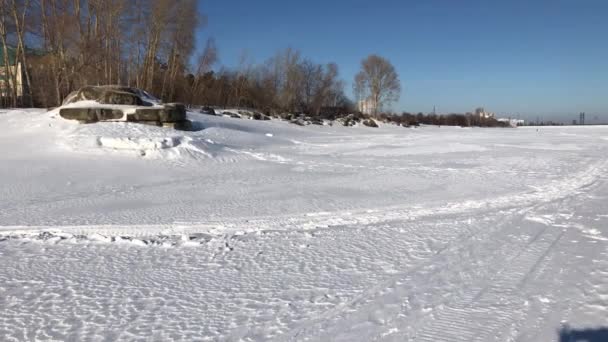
[358,97,376,115]
[497,117,525,127]
[475,107,495,119]
[0,47,24,98]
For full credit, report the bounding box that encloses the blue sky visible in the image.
[197,0,607,122]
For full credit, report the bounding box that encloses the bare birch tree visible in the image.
[189,37,217,105]
[0,0,16,107]
[354,54,400,116]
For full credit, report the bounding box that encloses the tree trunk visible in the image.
[0,2,17,107]
[11,0,33,106]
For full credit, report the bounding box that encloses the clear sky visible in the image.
[197,0,607,122]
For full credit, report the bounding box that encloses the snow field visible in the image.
[0,109,607,341]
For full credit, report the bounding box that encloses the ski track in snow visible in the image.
[276,178,607,342]
[0,109,607,341]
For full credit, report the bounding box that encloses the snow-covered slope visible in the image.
[1,109,607,341]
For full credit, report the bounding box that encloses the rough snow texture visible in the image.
[0,109,607,341]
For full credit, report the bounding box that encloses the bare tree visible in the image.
[354,54,400,116]
[268,47,302,112]
[10,0,33,106]
[1,1,358,114]
[298,58,319,112]
[232,50,253,107]
[0,0,17,107]
[189,37,217,105]
[310,62,339,115]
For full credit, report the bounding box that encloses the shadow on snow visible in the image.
[559,325,608,342]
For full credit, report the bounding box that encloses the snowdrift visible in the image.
[29,107,310,162]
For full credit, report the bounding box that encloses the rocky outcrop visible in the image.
[100,90,142,106]
[336,114,354,127]
[62,85,151,106]
[251,112,271,121]
[125,104,193,131]
[201,107,217,115]
[58,108,124,123]
[59,86,194,131]
[291,118,309,126]
[127,104,187,123]
[162,120,193,131]
[362,119,379,128]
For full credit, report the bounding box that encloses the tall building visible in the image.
[358,98,376,115]
[474,107,495,119]
[0,47,24,98]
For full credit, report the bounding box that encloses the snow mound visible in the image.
[0,230,216,248]
[97,136,183,150]
[94,135,218,160]
[45,110,304,163]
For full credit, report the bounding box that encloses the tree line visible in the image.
[0,1,508,128]
[191,47,351,116]
[1,0,200,108]
[376,112,510,128]
[0,0,354,114]
[1,0,405,117]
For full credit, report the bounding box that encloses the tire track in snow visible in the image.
[1,160,605,243]
[274,162,605,341]
[409,227,565,342]
[274,204,550,342]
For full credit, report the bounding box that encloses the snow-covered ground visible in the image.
[0,108,607,341]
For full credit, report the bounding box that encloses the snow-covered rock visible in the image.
[57,86,193,130]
